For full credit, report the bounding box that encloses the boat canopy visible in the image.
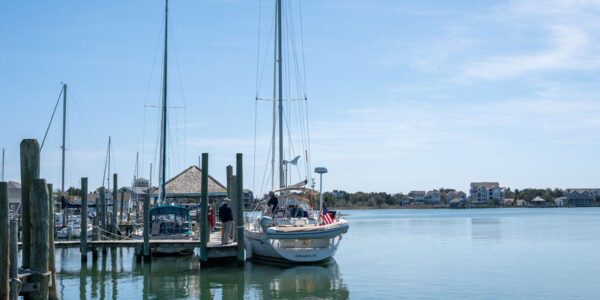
[149,205,190,221]
[61,196,113,209]
[272,186,319,196]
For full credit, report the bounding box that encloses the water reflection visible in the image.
[244,260,349,299]
[60,251,348,300]
[470,217,502,241]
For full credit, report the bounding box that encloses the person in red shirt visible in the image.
[208,205,215,232]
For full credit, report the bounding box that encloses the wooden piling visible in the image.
[119,190,124,225]
[20,139,40,269]
[226,165,233,241]
[81,178,88,262]
[100,187,107,254]
[235,153,244,264]
[142,195,150,259]
[9,221,17,300]
[99,187,105,238]
[92,216,98,260]
[231,176,237,243]
[47,183,58,300]
[1,182,9,300]
[17,215,21,242]
[112,174,118,237]
[200,153,208,266]
[226,165,233,199]
[30,179,49,300]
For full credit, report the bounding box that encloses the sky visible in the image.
[2,0,600,195]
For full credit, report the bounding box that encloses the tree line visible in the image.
[323,188,600,208]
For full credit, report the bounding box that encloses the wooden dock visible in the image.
[19,232,238,259]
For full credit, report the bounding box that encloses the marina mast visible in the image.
[159,0,169,204]
[277,0,284,189]
[61,83,67,226]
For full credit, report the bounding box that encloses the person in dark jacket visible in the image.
[267,191,278,216]
[219,198,233,244]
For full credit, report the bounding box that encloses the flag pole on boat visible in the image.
[314,167,327,222]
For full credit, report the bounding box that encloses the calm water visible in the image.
[53,208,600,299]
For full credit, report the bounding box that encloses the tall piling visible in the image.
[47,183,58,300]
[200,153,208,266]
[81,178,88,262]
[226,165,234,241]
[9,220,17,300]
[99,187,106,240]
[226,165,233,199]
[231,176,238,243]
[20,139,40,269]
[100,187,107,254]
[235,153,245,264]
[92,215,98,260]
[143,195,150,260]
[1,182,9,300]
[112,174,118,237]
[30,179,49,300]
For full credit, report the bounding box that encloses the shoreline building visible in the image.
[446,191,466,203]
[408,191,426,205]
[425,190,441,204]
[564,189,599,206]
[7,181,21,212]
[470,182,505,204]
[119,177,156,210]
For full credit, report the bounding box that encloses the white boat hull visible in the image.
[244,220,348,263]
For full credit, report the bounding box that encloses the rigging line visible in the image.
[282,109,300,181]
[254,0,263,97]
[68,88,105,160]
[142,12,166,182]
[169,16,188,167]
[253,87,258,196]
[259,134,274,197]
[40,87,63,151]
[286,0,304,97]
[285,0,310,180]
[102,139,109,188]
[298,0,308,95]
[304,98,312,175]
[256,13,276,98]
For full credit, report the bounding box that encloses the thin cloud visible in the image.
[463,25,593,80]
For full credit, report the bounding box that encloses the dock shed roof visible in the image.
[151,165,227,198]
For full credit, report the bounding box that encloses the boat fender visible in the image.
[259,216,273,232]
[259,216,273,243]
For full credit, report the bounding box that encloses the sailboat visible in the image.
[244,0,349,263]
[133,0,195,255]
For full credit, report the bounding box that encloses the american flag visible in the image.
[321,204,333,225]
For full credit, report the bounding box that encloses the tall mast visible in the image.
[277,0,284,188]
[134,152,139,182]
[61,83,67,226]
[108,136,111,189]
[271,2,277,190]
[159,0,169,204]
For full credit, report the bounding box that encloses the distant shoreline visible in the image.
[330,204,600,210]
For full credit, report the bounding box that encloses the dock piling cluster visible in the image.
[0,139,248,300]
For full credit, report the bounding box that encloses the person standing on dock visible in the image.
[219,198,233,244]
[208,205,215,232]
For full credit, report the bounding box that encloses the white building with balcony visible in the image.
[470,182,504,204]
